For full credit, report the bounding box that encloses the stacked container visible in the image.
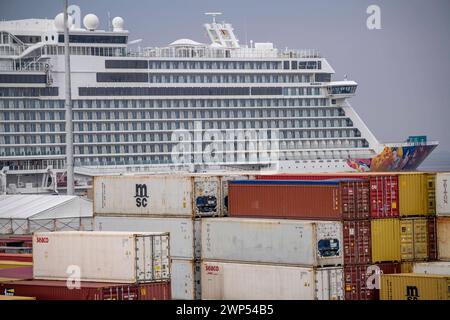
[253,173,403,300]
[93,173,254,300]
[0,231,172,300]
[201,218,344,300]
[436,173,450,261]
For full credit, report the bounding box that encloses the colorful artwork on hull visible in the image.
[347,145,437,172]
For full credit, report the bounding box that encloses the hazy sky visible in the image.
[1,0,449,152]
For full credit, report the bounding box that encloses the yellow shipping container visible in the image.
[0,295,36,300]
[401,262,414,273]
[0,261,32,269]
[371,219,401,263]
[437,217,450,260]
[400,218,429,261]
[380,274,450,300]
[399,173,436,216]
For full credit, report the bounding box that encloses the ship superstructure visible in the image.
[0,8,438,194]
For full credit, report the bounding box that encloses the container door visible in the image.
[413,218,428,260]
[427,174,436,214]
[427,217,437,260]
[400,219,414,261]
[194,177,220,217]
[135,234,170,282]
[316,268,344,300]
[135,235,154,282]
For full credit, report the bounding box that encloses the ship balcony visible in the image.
[326,81,357,98]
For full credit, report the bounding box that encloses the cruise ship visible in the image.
[0,7,438,194]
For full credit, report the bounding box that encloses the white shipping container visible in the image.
[436,173,450,216]
[171,258,201,300]
[413,261,450,275]
[202,218,343,266]
[201,260,344,300]
[95,215,195,259]
[94,176,193,216]
[193,176,220,216]
[33,231,170,283]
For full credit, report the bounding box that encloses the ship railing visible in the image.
[126,46,321,59]
[383,141,439,147]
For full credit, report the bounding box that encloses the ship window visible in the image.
[0,74,46,83]
[283,61,290,70]
[58,34,127,44]
[97,72,148,82]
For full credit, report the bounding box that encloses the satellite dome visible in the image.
[54,12,74,31]
[169,38,202,47]
[83,14,99,31]
[112,16,124,31]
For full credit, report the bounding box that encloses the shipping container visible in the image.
[380,274,450,300]
[94,175,193,216]
[171,258,201,300]
[0,279,171,300]
[343,220,371,265]
[371,219,401,263]
[413,261,450,275]
[220,175,254,216]
[436,173,450,216]
[256,173,399,219]
[437,217,450,260]
[0,266,32,280]
[398,173,436,216]
[400,217,436,261]
[0,253,33,263]
[201,260,344,300]
[33,231,170,283]
[228,179,370,220]
[193,176,220,216]
[401,262,414,273]
[202,218,343,266]
[344,263,401,300]
[0,260,32,269]
[0,295,35,300]
[95,216,196,259]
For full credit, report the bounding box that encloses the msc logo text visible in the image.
[134,184,149,208]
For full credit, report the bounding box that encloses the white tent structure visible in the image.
[0,195,93,235]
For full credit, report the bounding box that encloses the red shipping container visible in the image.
[427,216,437,260]
[343,220,371,265]
[0,280,171,300]
[344,263,401,300]
[0,253,33,263]
[256,173,399,219]
[229,180,369,220]
[0,266,32,280]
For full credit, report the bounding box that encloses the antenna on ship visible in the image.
[205,12,222,24]
[63,0,75,195]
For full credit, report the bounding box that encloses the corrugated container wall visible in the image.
[201,261,344,300]
[33,231,170,283]
[413,261,450,275]
[380,274,450,300]
[398,173,436,216]
[228,180,370,220]
[94,176,193,216]
[436,173,450,216]
[201,218,343,267]
[170,258,201,300]
[95,216,196,259]
[371,219,401,263]
[343,220,371,265]
[0,280,171,300]
[256,173,399,218]
[437,217,450,260]
[400,217,436,261]
[344,263,401,300]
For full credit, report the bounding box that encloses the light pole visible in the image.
[64,0,74,195]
